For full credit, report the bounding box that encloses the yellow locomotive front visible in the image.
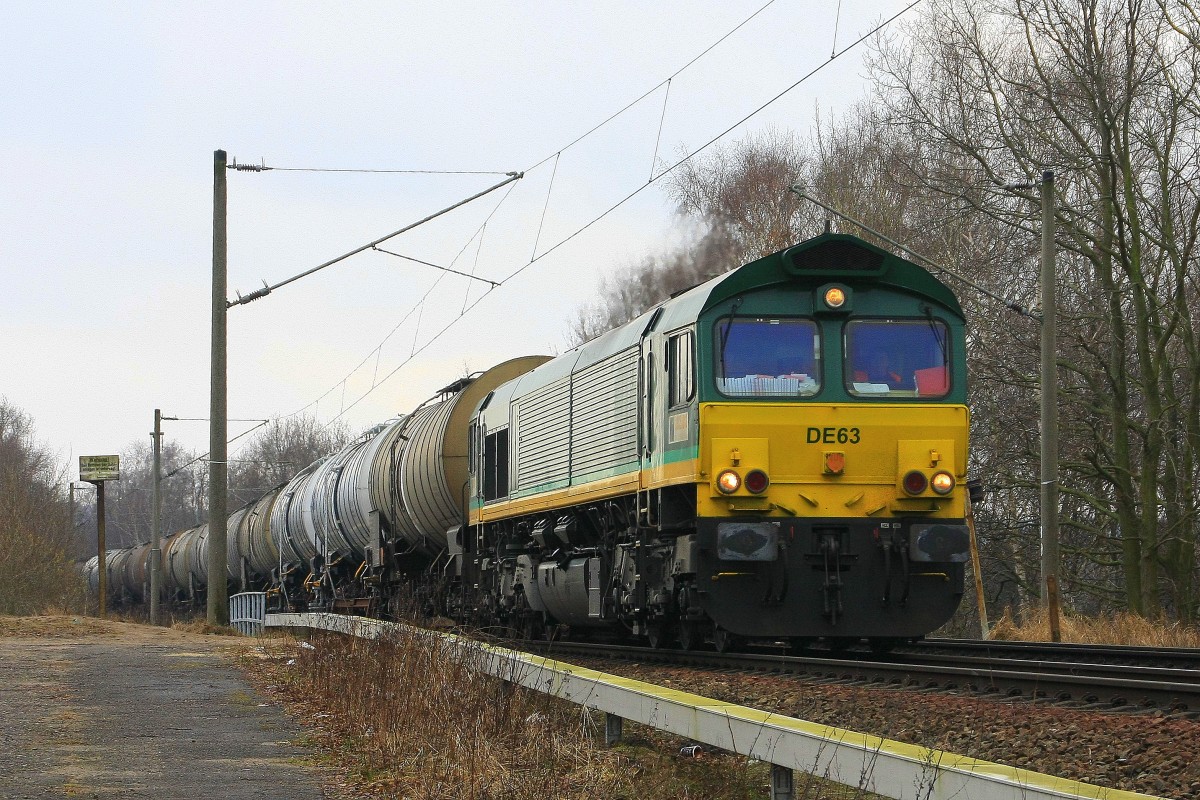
[652,236,971,648]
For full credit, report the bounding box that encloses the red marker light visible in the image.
[744,469,769,494]
[903,470,928,495]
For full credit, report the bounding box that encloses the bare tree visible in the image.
[0,398,82,613]
[870,0,1200,618]
[227,415,352,510]
[101,439,206,546]
[568,225,739,344]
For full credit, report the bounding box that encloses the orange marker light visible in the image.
[823,286,846,309]
[824,452,845,475]
[931,471,955,495]
[716,470,741,494]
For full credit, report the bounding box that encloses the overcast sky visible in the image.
[1,0,915,475]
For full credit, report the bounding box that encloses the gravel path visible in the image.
[0,616,327,800]
[563,656,1200,799]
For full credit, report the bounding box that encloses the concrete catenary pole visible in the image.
[150,409,162,626]
[1039,170,1062,641]
[208,149,229,626]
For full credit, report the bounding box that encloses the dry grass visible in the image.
[990,606,1200,647]
[170,618,239,636]
[0,614,115,638]
[242,629,882,800]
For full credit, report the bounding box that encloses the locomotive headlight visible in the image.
[716,470,741,494]
[930,471,955,495]
[902,470,928,495]
[823,286,846,309]
[744,469,769,494]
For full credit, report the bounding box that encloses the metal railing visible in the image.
[229,592,267,636]
[264,613,1157,800]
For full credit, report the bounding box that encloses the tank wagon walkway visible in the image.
[0,617,325,799]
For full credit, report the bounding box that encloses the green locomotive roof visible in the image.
[702,233,964,318]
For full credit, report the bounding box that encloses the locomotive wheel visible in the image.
[826,637,855,653]
[787,637,814,655]
[712,626,741,653]
[646,621,673,650]
[677,620,702,651]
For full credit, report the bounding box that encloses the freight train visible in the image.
[87,233,973,651]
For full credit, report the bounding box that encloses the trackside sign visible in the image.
[80,455,120,482]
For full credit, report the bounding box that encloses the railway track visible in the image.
[910,637,1200,670]
[525,638,1200,715]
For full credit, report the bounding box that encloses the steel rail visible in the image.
[528,640,1200,713]
[914,638,1200,670]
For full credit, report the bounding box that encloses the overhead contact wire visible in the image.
[524,0,779,172]
[274,176,521,423]
[228,171,522,308]
[499,1,923,288]
[531,152,561,261]
[650,78,673,182]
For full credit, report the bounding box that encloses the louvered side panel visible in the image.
[570,348,639,480]
[513,377,571,491]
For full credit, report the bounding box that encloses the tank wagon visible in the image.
[99,233,971,650]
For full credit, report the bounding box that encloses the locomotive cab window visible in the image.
[715,318,820,398]
[845,319,950,398]
[667,329,695,407]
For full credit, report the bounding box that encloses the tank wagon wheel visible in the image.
[676,620,702,651]
[712,626,742,654]
[520,612,545,642]
[646,621,674,650]
[868,637,901,655]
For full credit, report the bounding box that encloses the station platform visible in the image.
[0,617,324,799]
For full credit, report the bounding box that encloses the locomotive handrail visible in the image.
[263,613,1156,800]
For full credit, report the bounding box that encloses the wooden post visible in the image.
[96,481,107,619]
[1039,171,1061,618]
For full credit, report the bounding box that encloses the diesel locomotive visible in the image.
[92,232,972,650]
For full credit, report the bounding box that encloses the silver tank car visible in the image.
[234,486,282,579]
[272,459,324,565]
[86,356,550,611]
[83,555,100,595]
[273,357,550,584]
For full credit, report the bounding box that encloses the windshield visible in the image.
[845,319,950,397]
[715,318,820,397]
